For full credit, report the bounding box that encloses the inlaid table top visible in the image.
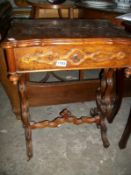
[3,19,131,40]
[1,19,131,73]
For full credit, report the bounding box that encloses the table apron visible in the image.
[5,44,131,73]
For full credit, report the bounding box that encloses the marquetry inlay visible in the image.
[19,48,126,66]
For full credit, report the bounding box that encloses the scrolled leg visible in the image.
[91,69,118,147]
[19,75,33,160]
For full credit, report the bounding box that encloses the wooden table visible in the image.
[27,0,75,18]
[1,19,131,160]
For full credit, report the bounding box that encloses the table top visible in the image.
[3,19,131,45]
[2,19,131,74]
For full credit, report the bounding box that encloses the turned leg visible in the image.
[119,108,131,149]
[19,75,33,160]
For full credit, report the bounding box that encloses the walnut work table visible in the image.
[1,19,131,160]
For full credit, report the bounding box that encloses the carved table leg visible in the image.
[19,75,33,160]
[119,108,131,149]
[107,69,124,123]
[91,69,120,148]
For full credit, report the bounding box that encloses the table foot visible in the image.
[90,108,110,147]
[25,126,33,160]
[100,120,110,148]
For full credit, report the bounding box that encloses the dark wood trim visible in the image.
[27,77,131,107]
[27,80,99,106]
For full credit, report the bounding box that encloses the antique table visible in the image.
[27,0,74,18]
[1,19,131,160]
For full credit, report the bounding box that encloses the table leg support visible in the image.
[19,76,33,160]
[91,68,120,148]
[17,68,121,158]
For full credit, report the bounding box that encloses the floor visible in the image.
[0,83,131,175]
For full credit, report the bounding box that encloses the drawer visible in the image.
[14,43,131,73]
